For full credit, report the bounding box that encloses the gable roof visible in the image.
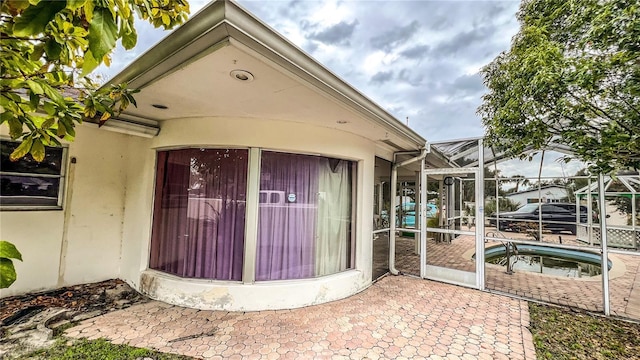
[104,0,429,153]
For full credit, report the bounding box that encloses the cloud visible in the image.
[371,71,394,85]
[398,69,425,87]
[399,45,430,60]
[498,152,586,178]
[370,20,420,52]
[432,26,497,57]
[309,20,359,46]
[451,73,485,97]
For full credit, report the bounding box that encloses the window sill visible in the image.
[0,206,63,211]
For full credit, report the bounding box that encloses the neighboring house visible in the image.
[0,1,449,310]
[505,185,568,206]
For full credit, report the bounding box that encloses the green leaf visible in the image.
[121,28,137,50]
[29,91,40,109]
[26,79,44,95]
[0,258,18,289]
[30,138,46,162]
[8,118,23,139]
[44,39,63,61]
[43,101,57,115]
[10,136,33,161]
[0,241,23,261]
[13,1,66,37]
[66,0,86,10]
[41,83,65,106]
[57,120,67,138]
[41,118,55,129]
[88,8,118,62]
[81,50,100,77]
[31,43,45,61]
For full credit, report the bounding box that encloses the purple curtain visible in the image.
[150,149,247,280]
[256,152,319,280]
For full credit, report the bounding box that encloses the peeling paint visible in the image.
[202,287,233,308]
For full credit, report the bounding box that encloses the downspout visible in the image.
[389,145,429,275]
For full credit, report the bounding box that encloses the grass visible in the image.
[529,303,640,360]
[16,338,192,360]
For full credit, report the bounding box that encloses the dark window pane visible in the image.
[0,175,60,206]
[1,141,63,175]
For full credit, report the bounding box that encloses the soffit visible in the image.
[109,0,426,151]
[121,41,412,148]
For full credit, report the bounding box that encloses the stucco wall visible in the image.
[1,125,137,297]
[3,116,385,310]
[117,116,379,310]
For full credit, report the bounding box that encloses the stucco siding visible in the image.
[1,125,134,297]
[117,116,378,309]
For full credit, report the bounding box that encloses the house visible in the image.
[505,185,568,206]
[0,0,450,310]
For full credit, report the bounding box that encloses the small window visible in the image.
[0,139,66,209]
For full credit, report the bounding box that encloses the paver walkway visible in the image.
[394,232,640,320]
[66,276,536,359]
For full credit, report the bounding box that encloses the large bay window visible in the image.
[256,152,355,280]
[150,149,248,280]
[149,148,355,282]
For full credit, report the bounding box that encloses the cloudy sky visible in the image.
[103,0,584,178]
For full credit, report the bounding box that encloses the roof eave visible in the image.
[105,0,426,150]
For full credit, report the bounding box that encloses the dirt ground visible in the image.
[1,280,148,327]
[0,280,150,358]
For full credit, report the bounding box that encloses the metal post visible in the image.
[505,242,513,275]
[389,166,399,275]
[632,193,637,249]
[475,138,485,290]
[420,158,427,278]
[439,180,445,242]
[377,182,384,227]
[415,171,421,254]
[598,173,611,316]
[587,176,593,246]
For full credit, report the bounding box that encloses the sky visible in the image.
[102,0,585,179]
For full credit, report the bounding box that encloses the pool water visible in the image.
[486,254,602,278]
[481,244,611,278]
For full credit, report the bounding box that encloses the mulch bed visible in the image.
[0,279,147,327]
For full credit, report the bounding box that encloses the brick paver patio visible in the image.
[66,276,536,359]
[394,230,640,320]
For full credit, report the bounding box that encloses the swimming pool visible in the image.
[480,244,612,278]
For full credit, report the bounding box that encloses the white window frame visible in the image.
[0,138,67,211]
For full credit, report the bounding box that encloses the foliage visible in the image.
[529,303,640,359]
[479,0,640,174]
[482,167,506,199]
[503,175,531,194]
[1,0,190,161]
[0,240,22,289]
[565,168,592,202]
[18,338,191,360]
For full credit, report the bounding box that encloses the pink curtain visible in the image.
[256,152,319,280]
[149,149,247,280]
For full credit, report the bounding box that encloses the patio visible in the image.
[393,232,640,320]
[65,275,535,359]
